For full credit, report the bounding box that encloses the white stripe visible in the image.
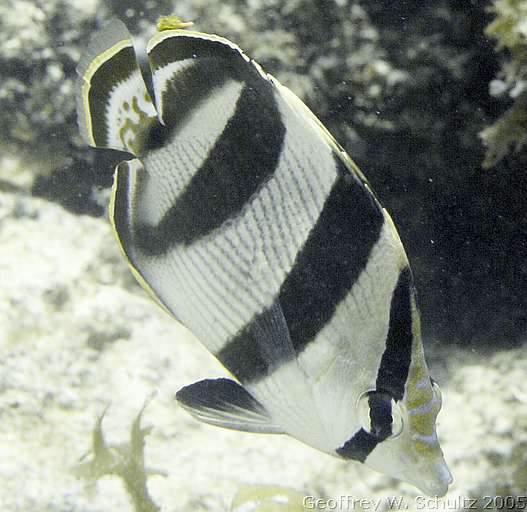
[151,58,196,122]
[105,69,157,151]
[414,432,439,445]
[139,78,244,225]
[408,400,436,415]
[415,376,431,389]
[131,84,337,353]
[247,358,329,453]
[296,216,407,448]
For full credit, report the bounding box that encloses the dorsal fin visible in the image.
[145,29,255,129]
[76,19,158,155]
[176,378,284,434]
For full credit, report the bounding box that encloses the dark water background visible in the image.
[2,0,525,350]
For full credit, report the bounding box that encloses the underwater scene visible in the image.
[1,0,527,511]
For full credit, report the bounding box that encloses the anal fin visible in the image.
[176,378,284,434]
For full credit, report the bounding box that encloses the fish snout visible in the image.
[413,458,453,497]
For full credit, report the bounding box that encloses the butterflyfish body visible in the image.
[76,17,452,496]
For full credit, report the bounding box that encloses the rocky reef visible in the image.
[1,0,526,510]
[1,181,526,510]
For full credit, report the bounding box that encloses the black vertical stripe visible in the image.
[148,35,247,72]
[144,59,231,142]
[368,391,393,440]
[88,46,138,147]
[218,325,271,383]
[336,428,378,462]
[217,156,384,383]
[280,157,384,354]
[135,79,286,254]
[375,266,414,401]
[218,303,296,382]
[145,34,274,148]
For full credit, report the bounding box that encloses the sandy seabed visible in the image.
[1,186,526,512]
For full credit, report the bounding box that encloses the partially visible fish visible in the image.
[76,16,452,495]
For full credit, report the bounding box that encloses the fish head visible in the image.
[349,376,452,496]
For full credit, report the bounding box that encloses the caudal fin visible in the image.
[76,19,158,155]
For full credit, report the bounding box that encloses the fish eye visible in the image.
[357,390,404,440]
[430,377,442,408]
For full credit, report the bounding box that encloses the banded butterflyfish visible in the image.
[76,16,452,496]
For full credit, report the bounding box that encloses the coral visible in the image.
[480,0,527,167]
[2,187,527,510]
[0,0,96,172]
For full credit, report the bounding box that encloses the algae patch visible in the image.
[75,401,166,512]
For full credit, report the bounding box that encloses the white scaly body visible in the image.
[76,17,452,495]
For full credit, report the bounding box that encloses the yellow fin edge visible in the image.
[80,39,132,147]
[109,164,175,319]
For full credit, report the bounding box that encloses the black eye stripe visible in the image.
[337,390,394,462]
[336,428,378,462]
[368,391,393,440]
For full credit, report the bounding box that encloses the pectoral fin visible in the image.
[176,378,284,434]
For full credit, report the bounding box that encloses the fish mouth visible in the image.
[412,460,453,497]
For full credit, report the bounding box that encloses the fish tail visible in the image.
[76,19,158,155]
